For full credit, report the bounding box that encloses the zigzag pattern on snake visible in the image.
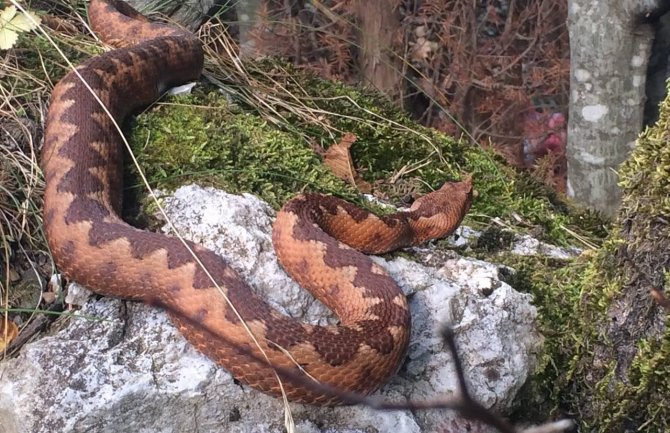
[41,0,474,404]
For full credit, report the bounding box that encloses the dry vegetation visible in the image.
[247,0,570,190]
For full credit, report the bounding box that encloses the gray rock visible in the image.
[124,0,216,31]
[0,185,542,433]
[511,235,581,259]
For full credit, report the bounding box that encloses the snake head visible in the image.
[407,175,474,244]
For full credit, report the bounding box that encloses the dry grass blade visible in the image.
[0,0,103,355]
[0,36,49,360]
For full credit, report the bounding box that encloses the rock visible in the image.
[0,185,542,433]
[124,0,217,31]
[510,235,581,260]
[64,282,93,307]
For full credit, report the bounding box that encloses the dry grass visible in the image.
[0,0,97,356]
[199,20,452,161]
[1,37,49,356]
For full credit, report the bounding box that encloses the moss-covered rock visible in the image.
[546,83,670,432]
[120,65,616,429]
[127,91,359,210]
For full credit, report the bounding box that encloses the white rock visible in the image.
[64,282,93,307]
[445,225,581,260]
[0,185,542,433]
[511,235,581,259]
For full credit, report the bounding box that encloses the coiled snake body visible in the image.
[42,0,473,404]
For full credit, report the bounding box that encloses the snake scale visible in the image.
[41,0,474,404]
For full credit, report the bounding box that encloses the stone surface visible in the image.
[510,234,581,259]
[126,0,216,31]
[0,185,543,433]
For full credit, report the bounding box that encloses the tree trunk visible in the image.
[354,0,403,97]
[566,1,657,216]
[235,0,264,57]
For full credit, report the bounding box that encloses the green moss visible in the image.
[623,323,670,427]
[583,328,670,432]
[473,227,516,253]
[127,91,359,210]
[486,252,586,422]
[293,75,607,246]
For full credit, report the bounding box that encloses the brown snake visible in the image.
[41,0,474,404]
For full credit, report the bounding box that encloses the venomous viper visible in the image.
[41,0,473,404]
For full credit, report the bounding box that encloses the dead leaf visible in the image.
[0,319,18,351]
[323,133,372,193]
[40,15,80,36]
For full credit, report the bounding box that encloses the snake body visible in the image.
[42,0,473,404]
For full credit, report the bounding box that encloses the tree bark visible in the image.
[234,0,264,57]
[566,1,658,216]
[353,0,403,97]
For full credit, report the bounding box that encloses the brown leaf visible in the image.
[0,319,18,351]
[323,133,372,193]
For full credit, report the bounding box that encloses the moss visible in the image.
[623,324,670,428]
[473,227,516,253]
[126,91,359,211]
[301,77,607,247]
[586,337,670,433]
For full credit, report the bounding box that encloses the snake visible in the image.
[41,0,474,405]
